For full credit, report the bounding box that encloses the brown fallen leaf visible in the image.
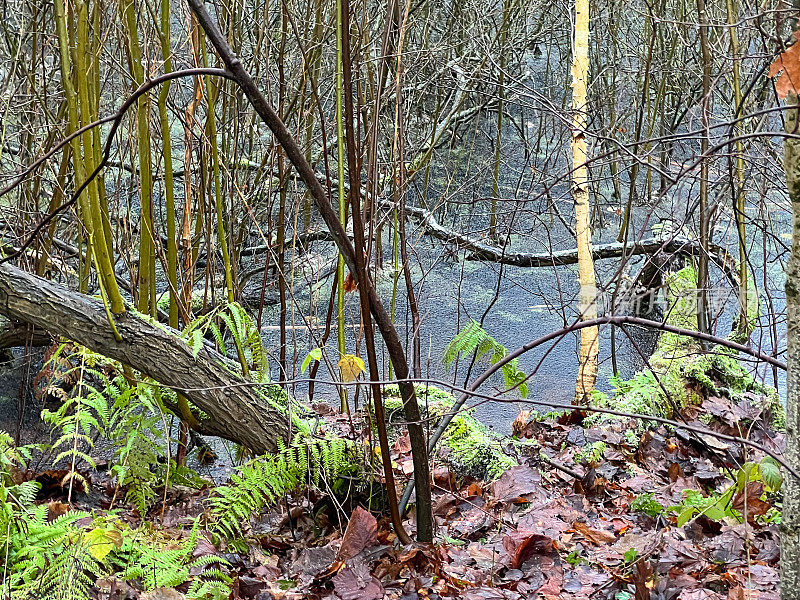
[728,587,762,600]
[462,588,507,600]
[432,465,457,491]
[466,482,483,497]
[33,469,90,497]
[338,506,378,560]
[732,481,770,524]
[332,563,384,600]
[46,500,70,522]
[537,568,564,599]
[770,32,800,99]
[502,528,554,568]
[397,544,442,573]
[572,520,615,545]
[393,432,411,454]
[191,534,217,559]
[491,465,542,502]
[668,462,684,482]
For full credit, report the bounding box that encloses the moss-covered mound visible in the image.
[588,266,784,432]
[382,384,516,480]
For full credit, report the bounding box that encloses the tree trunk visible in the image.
[0,261,289,454]
[695,0,712,337]
[571,0,598,404]
[185,0,434,543]
[782,91,800,600]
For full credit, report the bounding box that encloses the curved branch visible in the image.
[398,314,786,511]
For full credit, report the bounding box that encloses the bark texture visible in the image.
[571,0,598,405]
[0,261,289,454]
[782,92,800,600]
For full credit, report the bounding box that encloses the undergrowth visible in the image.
[0,303,365,599]
[383,384,517,480]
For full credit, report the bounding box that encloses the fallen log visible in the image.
[377,201,740,288]
[0,319,52,350]
[464,236,727,270]
[0,261,288,454]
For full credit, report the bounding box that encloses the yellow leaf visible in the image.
[85,527,123,561]
[338,354,365,383]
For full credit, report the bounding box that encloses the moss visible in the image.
[589,266,784,432]
[586,371,675,430]
[655,266,701,358]
[382,385,516,480]
[157,289,211,313]
[574,441,606,465]
[442,413,516,479]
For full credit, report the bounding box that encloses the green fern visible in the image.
[0,486,230,600]
[443,320,529,397]
[184,302,270,383]
[112,520,230,593]
[1,504,102,600]
[210,434,356,540]
[38,341,204,515]
[39,346,117,500]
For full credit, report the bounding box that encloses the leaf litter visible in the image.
[26,386,785,600]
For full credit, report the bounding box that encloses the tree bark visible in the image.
[695,0,712,337]
[571,0,599,405]
[782,91,800,600]
[185,0,434,543]
[0,261,289,454]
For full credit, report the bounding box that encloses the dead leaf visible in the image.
[332,564,385,600]
[397,544,442,572]
[571,521,615,545]
[290,545,338,578]
[338,506,378,560]
[466,482,483,497]
[432,466,456,491]
[491,465,542,502]
[732,481,770,524]
[33,469,90,497]
[537,568,564,598]
[393,433,411,454]
[502,528,554,568]
[668,462,684,482]
[343,272,359,293]
[462,588,506,599]
[46,500,70,521]
[728,586,762,600]
[770,34,800,99]
[191,535,217,559]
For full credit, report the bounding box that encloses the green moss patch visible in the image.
[382,384,516,480]
[588,266,783,432]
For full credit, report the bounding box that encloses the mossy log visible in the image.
[589,266,783,432]
[0,261,289,453]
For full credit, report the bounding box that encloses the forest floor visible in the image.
[2,350,784,600]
